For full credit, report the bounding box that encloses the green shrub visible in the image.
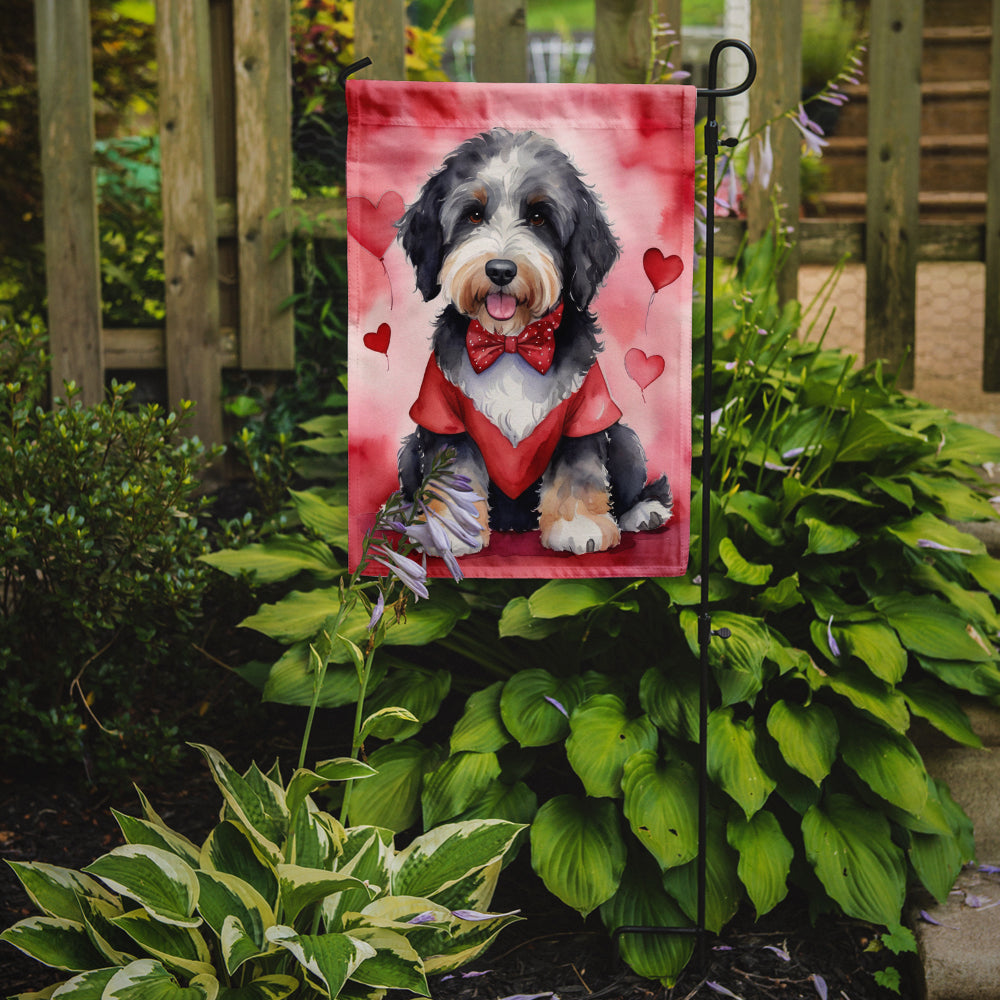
[0,317,220,783]
[1,743,524,998]
[212,232,1000,985]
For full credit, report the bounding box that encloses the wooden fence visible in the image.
[33,0,1000,445]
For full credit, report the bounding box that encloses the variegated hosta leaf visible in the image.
[391,820,524,901]
[344,926,429,995]
[727,810,793,917]
[102,958,218,999]
[265,926,375,998]
[765,700,838,786]
[288,801,343,870]
[285,760,375,823]
[0,916,107,972]
[214,975,299,1000]
[421,751,502,829]
[499,670,584,747]
[46,966,118,997]
[421,906,522,975]
[190,745,287,863]
[802,793,906,926]
[565,695,658,799]
[112,811,202,868]
[529,795,626,917]
[83,846,200,928]
[661,811,742,934]
[195,871,274,974]
[706,707,776,819]
[424,859,501,916]
[277,865,376,925]
[838,718,929,817]
[4,861,118,922]
[621,751,699,871]
[200,822,278,910]
[110,908,214,979]
[599,853,694,987]
[322,829,393,931]
[77,894,136,966]
[450,681,511,754]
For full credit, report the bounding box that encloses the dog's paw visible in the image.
[619,498,673,533]
[540,509,621,554]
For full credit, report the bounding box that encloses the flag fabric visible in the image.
[346,80,695,578]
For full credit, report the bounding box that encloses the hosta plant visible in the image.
[1,744,523,999]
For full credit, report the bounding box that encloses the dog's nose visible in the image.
[485,259,517,287]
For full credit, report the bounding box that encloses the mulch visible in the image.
[1,743,913,1000]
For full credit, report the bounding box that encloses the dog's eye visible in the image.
[527,209,547,227]
[467,207,484,224]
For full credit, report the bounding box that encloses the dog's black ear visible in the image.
[565,184,620,310]
[396,172,448,301]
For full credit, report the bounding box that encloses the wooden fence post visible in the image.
[983,0,1000,390]
[233,0,294,370]
[864,0,923,389]
[34,0,104,405]
[594,0,655,84]
[355,0,406,80]
[474,0,527,83]
[157,0,223,445]
[746,0,801,306]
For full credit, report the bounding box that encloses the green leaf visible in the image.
[260,643,386,709]
[809,661,910,732]
[526,579,619,618]
[886,512,985,556]
[621,751,699,871]
[195,871,274,974]
[346,740,441,832]
[680,610,770,706]
[906,472,999,521]
[276,865,374,925]
[421,751,502,828]
[755,573,805,614]
[802,793,906,926]
[450,682,511,754]
[639,664,699,742]
[499,670,584,747]
[362,667,451,740]
[216,976,299,1000]
[285,759,376,821]
[916,655,1000,697]
[199,822,278,910]
[661,810,741,933]
[497,596,565,639]
[565,695,658,799]
[839,718,929,817]
[599,853,694,987]
[835,621,907,684]
[265,926,375,997]
[4,862,118,923]
[935,421,1000,464]
[835,410,927,463]
[765,700,838,786]
[346,926,429,994]
[83,846,200,928]
[360,706,421,742]
[530,795,626,917]
[0,916,107,972]
[288,489,348,545]
[452,779,538,827]
[707,707,776,818]
[392,820,524,900]
[200,535,341,584]
[724,490,784,545]
[966,553,1000,597]
[727,811,793,918]
[901,680,982,748]
[718,537,772,585]
[103,959,218,999]
[110,909,214,978]
[874,594,995,662]
[909,827,965,905]
[803,517,859,556]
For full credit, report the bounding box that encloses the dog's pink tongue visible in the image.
[486,292,517,321]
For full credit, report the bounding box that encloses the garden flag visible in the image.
[347,80,695,578]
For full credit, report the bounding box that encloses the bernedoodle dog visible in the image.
[395,127,673,556]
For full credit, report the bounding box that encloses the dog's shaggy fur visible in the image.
[396,128,672,556]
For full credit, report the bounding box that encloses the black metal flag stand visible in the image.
[341,38,758,974]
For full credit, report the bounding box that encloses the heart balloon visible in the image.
[347,191,405,260]
[625,348,665,392]
[642,248,684,292]
[363,322,391,355]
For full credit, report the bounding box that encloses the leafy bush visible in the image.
[1,743,524,998]
[212,233,1000,985]
[0,317,220,783]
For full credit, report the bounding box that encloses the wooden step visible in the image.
[922,0,992,28]
[822,134,989,193]
[813,190,987,222]
[922,25,993,83]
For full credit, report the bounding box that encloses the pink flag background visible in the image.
[346,80,695,578]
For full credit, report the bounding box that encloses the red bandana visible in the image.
[466,302,564,374]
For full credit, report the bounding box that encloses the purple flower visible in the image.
[706,983,742,999]
[544,695,569,717]
[747,124,774,190]
[763,944,790,961]
[370,544,429,600]
[791,104,829,156]
[826,616,841,658]
[451,908,520,921]
[917,538,973,555]
[812,974,828,1000]
[407,911,438,925]
[367,590,385,631]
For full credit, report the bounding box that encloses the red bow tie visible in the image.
[466,303,564,375]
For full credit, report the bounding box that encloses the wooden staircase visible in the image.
[815,0,992,221]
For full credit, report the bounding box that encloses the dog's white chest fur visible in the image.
[447,352,585,447]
